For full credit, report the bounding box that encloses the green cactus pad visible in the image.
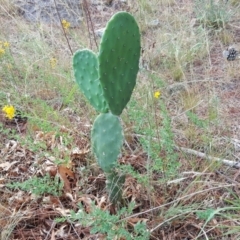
[91,112,123,172]
[99,12,141,116]
[73,49,109,113]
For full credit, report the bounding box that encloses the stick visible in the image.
[175,146,240,168]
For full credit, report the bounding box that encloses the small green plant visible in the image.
[194,0,233,28]
[196,206,240,238]
[55,202,150,240]
[73,12,141,204]
[196,208,216,221]
[7,174,63,196]
[186,111,208,129]
[127,84,179,181]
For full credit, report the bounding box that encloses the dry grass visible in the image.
[1,0,240,239]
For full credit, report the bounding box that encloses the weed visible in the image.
[128,82,179,181]
[149,25,207,81]
[157,101,179,177]
[186,111,208,129]
[196,208,216,221]
[56,202,150,240]
[196,206,240,238]
[194,0,234,28]
[7,174,63,196]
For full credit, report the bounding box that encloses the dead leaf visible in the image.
[127,217,148,226]
[96,196,107,209]
[56,207,71,217]
[55,225,67,238]
[0,161,18,171]
[77,195,95,213]
[45,165,58,177]
[71,147,89,165]
[58,165,75,193]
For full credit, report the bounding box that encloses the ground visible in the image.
[1,0,240,239]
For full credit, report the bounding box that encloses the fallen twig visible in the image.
[175,146,240,168]
[133,133,240,168]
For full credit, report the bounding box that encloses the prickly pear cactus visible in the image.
[73,49,109,113]
[99,12,141,116]
[91,112,123,173]
[73,11,141,204]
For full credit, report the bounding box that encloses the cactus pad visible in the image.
[73,49,109,113]
[99,12,141,116]
[91,112,123,172]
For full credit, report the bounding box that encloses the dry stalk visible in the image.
[53,0,73,55]
[82,0,98,50]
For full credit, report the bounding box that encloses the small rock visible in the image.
[167,84,187,95]
[147,19,160,28]
[13,0,83,27]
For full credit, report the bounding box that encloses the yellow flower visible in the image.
[0,48,5,56]
[3,41,10,48]
[154,91,161,99]
[49,57,57,69]
[6,63,12,69]
[2,105,15,119]
[61,19,70,29]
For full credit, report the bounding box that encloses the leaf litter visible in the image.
[1,113,240,239]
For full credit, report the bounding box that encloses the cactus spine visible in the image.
[73,12,140,204]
